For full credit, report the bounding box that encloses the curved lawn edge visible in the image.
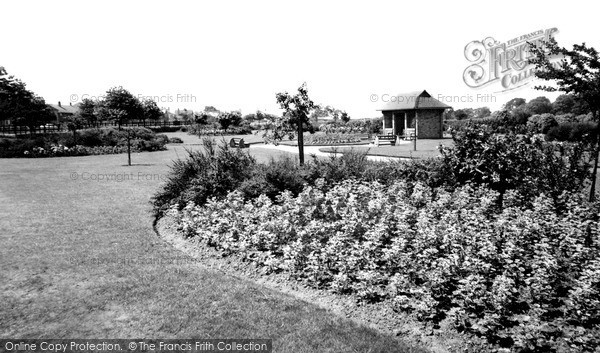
[154,211,472,353]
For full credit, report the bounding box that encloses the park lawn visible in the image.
[0,134,427,353]
[318,138,454,159]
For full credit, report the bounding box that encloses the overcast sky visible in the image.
[2,0,599,117]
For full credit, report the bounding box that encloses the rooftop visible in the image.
[378,90,451,111]
[48,102,79,115]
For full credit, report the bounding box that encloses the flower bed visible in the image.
[0,127,167,158]
[176,180,600,352]
[300,133,363,145]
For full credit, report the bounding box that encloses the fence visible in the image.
[0,120,185,136]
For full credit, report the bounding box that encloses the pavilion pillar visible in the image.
[391,112,395,135]
[415,111,419,138]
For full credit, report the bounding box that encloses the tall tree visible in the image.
[103,86,144,129]
[78,98,97,126]
[473,107,491,119]
[553,93,590,115]
[0,66,53,134]
[529,38,600,201]
[525,96,553,115]
[273,83,317,165]
[142,99,163,124]
[64,113,86,142]
[552,94,576,115]
[454,108,474,120]
[503,98,527,112]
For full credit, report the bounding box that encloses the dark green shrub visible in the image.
[304,149,369,183]
[127,126,155,141]
[554,113,577,124]
[527,113,558,134]
[547,122,597,144]
[0,137,38,157]
[76,129,104,147]
[148,125,184,133]
[154,134,169,144]
[362,158,446,189]
[151,138,256,216]
[238,156,307,200]
[440,124,590,207]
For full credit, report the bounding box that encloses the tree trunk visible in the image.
[589,109,600,202]
[127,129,131,166]
[297,118,305,166]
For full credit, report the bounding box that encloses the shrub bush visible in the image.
[76,129,104,147]
[238,156,308,200]
[154,134,169,144]
[148,125,185,133]
[153,142,448,216]
[151,138,256,216]
[440,125,590,206]
[554,113,577,125]
[527,113,558,134]
[547,122,598,144]
[447,114,529,134]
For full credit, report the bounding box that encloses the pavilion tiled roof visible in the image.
[378,90,451,111]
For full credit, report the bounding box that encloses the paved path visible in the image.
[250,143,410,162]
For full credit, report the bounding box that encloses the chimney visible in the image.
[58,101,61,107]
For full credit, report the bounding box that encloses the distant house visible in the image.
[377,90,451,139]
[47,101,79,124]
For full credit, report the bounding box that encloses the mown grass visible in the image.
[0,133,428,353]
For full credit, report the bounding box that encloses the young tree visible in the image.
[273,82,317,165]
[529,38,600,201]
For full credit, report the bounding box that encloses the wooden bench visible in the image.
[229,138,247,148]
[374,134,396,146]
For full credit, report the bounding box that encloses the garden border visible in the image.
[153,211,481,353]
